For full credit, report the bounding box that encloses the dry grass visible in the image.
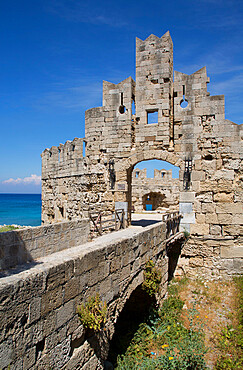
[177,277,237,368]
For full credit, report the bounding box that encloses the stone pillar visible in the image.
[179,192,195,232]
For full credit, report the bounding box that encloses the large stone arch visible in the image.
[114,149,183,223]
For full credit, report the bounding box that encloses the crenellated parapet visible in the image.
[41,137,86,179]
[41,30,243,278]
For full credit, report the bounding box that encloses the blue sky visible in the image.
[0,0,242,193]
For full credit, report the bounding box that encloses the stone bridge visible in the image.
[0,216,183,370]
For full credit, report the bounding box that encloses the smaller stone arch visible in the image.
[142,192,166,211]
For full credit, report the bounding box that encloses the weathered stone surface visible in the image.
[0,221,171,370]
[221,246,243,259]
[0,219,90,271]
[40,32,242,259]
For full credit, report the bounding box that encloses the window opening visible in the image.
[83,141,86,157]
[119,92,126,114]
[135,171,139,178]
[132,95,136,115]
[147,110,158,124]
[180,85,188,108]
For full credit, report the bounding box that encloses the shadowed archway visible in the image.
[106,284,156,367]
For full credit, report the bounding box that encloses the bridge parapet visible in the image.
[0,221,173,369]
[162,211,182,238]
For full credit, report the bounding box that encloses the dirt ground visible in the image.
[177,278,237,369]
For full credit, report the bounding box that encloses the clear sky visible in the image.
[0,0,242,193]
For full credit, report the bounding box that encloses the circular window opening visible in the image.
[180,99,188,108]
[119,105,126,114]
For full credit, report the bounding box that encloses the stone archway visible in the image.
[114,150,183,223]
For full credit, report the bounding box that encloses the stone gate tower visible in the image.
[41,31,242,276]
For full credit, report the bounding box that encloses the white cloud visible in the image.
[2,174,41,185]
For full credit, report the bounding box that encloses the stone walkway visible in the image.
[130,212,163,228]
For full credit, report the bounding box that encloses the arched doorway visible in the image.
[142,192,167,211]
[114,150,184,225]
[126,158,181,225]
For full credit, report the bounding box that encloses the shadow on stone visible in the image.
[131,219,161,227]
[107,284,156,367]
[167,240,183,281]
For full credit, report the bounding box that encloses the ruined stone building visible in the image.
[132,168,179,212]
[42,31,243,274]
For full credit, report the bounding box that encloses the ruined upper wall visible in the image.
[42,31,242,170]
[135,32,174,146]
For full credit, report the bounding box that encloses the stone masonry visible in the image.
[0,219,89,271]
[0,221,169,369]
[42,31,243,275]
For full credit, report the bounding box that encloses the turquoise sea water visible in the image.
[0,194,41,226]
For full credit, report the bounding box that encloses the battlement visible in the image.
[41,31,242,255]
[41,137,86,179]
[133,168,173,181]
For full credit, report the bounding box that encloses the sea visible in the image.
[0,194,42,227]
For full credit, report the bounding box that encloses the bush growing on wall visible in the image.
[142,260,162,296]
[77,293,107,332]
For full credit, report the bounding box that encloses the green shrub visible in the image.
[77,293,107,332]
[142,260,162,296]
[116,282,207,370]
[0,225,19,232]
[183,229,190,239]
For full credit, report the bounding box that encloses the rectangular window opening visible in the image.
[147,110,158,124]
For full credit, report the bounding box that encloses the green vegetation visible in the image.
[142,260,162,297]
[117,279,207,369]
[77,293,107,332]
[183,228,190,239]
[214,276,243,370]
[0,225,19,232]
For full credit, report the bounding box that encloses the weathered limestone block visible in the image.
[189,256,204,267]
[190,223,210,235]
[221,246,243,258]
[210,225,222,235]
[214,192,234,203]
[223,225,243,236]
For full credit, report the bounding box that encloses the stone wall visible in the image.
[176,234,243,279]
[0,222,169,370]
[41,31,243,276]
[41,138,111,224]
[132,168,179,212]
[0,219,89,271]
